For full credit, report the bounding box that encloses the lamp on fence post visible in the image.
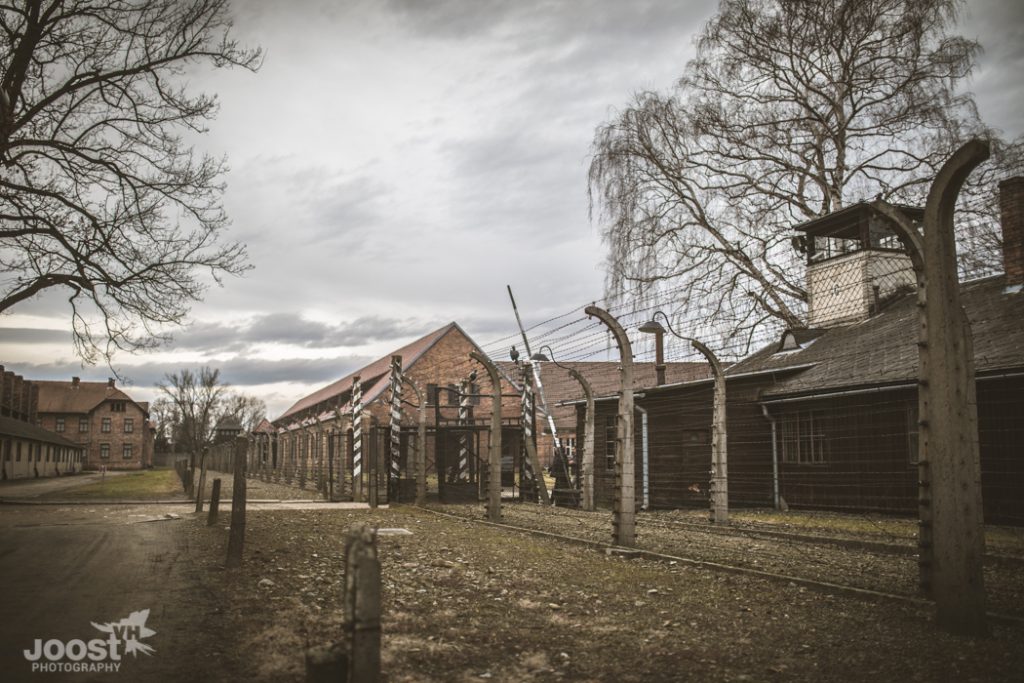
[585,305,635,547]
[538,345,593,511]
[640,311,729,525]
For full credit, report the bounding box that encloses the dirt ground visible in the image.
[187,504,1024,683]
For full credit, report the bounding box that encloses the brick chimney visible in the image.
[72,376,80,388]
[1000,176,1024,287]
[107,378,115,389]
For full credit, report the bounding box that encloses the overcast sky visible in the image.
[1,0,1022,419]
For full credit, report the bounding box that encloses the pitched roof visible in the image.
[34,380,137,415]
[275,322,475,423]
[0,415,84,449]
[726,275,1024,398]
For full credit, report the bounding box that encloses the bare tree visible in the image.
[218,391,266,433]
[589,0,1018,353]
[0,0,261,363]
[159,367,226,490]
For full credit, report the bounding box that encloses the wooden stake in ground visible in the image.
[226,437,248,568]
[207,478,221,526]
[344,523,381,682]
[195,449,208,513]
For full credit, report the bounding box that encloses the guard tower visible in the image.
[795,202,923,327]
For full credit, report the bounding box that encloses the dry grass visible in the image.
[184,505,1024,682]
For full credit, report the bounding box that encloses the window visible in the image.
[3,441,10,461]
[907,404,920,466]
[123,444,133,459]
[36,445,42,461]
[426,384,438,406]
[102,417,111,433]
[55,417,65,433]
[100,444,110,460]
[111,401,126,412]
[446,384,459,406]
[780,411,827,465]
[604,416,617,471]
[124,418,134,434]
[78,417,89,433]
[45,447,50,462]
[16,443,22,462]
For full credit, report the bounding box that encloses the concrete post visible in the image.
[207,478,221,526]
[226,436,247,568]
[872,139,990,636]
[471,352,503,522]
[567,367,596,511]
[344,524,381,683]
[690,340,728,525]
[401,377,427,506]
[585,305,636,547]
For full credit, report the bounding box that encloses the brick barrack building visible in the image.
[35,378,155,471]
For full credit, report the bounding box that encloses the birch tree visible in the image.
[589,0,1017,351]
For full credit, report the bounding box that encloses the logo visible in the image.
[23,609,156,674]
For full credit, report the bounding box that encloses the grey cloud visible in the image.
[168,313,435,352]
[0,327,71,345]
[9,355,375,390]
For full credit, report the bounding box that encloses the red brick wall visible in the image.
[1000,176,1024,286]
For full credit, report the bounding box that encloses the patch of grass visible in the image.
[40,469,185,500]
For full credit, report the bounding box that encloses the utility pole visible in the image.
[585,305,635,547]
[507,286,562,466]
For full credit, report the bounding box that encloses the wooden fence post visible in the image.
[344,524,381,682]
[195,448,208,513]
[226,437,248,568]
[207,478,221,526]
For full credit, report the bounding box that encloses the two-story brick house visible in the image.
[35,378,154,471]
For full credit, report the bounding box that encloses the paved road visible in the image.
[0,471,131,500]
[0,504,206,682]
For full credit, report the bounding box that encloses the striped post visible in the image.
[457,374,472,482]
[351,376,363,500]
[520,366,536,488]
[389,356,403,485]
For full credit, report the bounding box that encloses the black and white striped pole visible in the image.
[519,363,550,505]
[351,375,363,502]
[388,356,403,496]
[457,370,477,482]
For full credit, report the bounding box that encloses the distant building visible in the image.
[213,414,244,443]
[35,377,154,471]
[0,367,85,479]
